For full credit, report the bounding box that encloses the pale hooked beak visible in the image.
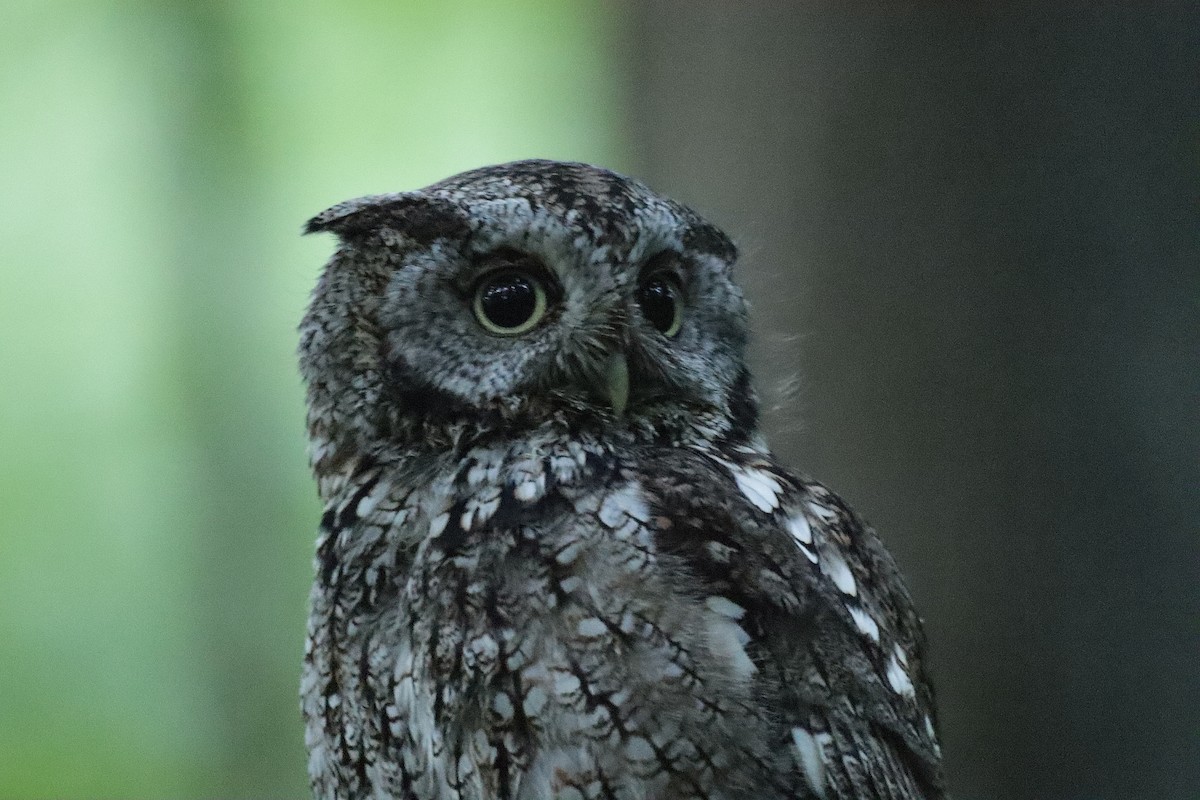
[601,351,630,416]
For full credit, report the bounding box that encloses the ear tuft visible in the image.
[303,194,468,244]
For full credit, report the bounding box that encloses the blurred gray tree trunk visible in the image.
[622,4,1200,799]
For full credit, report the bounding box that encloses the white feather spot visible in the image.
[355,479,388,518]
[553,671,581,697]
[505,646,528,671]
[706,614,756,678]
[466,451,503,487]
[466,463,488,486]
[886,647,916,698]
[598,484,651,528]
[806,500,839,522]
[476,496,500,525]
[924,714,942,755]
[786,512,813,544]
[705,595,747,620]
[791,727,828,799]
[733,467,782,513]
[522,685,548,717]
[471,729,495,761]
[460,488,502,532]
[428,512,450,538]
[576,617,607,638]
[491,692,514,721]
[387,709,404,737]
[820,548,857,597]
[514,479,542,503]
[466,633,499,666]
[555,540,583,565]
[787,512,819,562]
[624,736,655,762]
[847,604,881,642]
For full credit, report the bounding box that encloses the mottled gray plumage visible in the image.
[299,160,947,800]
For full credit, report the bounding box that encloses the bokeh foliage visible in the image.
[0,2,620,796]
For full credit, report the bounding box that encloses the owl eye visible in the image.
[638,271,684,337]
[472,269,549,335]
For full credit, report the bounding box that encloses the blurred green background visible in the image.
[4,3,1198,800]
[0,2,618,797]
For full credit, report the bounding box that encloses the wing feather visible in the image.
[642,445,947,799]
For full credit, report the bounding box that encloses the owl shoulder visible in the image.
[636,442,947,797]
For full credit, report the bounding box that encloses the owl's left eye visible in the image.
[472,270,549,335]
[638,272,684,338]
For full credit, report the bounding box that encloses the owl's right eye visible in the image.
[472,270,549,335]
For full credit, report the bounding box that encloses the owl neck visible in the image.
[308,397,755,504]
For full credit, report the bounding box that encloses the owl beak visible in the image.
[602,352,630,416]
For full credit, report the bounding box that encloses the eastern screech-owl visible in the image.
[298,160,946,800]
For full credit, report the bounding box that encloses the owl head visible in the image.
[300,160,756,466]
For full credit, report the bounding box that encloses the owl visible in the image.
[298,160,947,800]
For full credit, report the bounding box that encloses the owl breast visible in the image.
[302,426,781,800]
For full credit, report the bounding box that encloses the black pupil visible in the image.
[480,273,537,329]
[640,276,678,333]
